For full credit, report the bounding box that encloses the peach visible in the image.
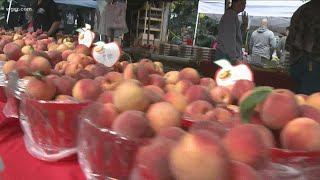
[61,49,74,61]
[33,43,47,51]
[281,117,320,151]
[209,107,233,123]
[2,60,16,77]
[184,100,214,121]
[114,81,150,112]
[210,86,233,105]
[154,61,163,69]
[96,91,114,104]
[75,69,95,80]
[72,79,102,101]
[18,54,32,62]
[24,38,37,46]
[199,77,216,90]
[306,92,320,111]
[157,127,186,142]
[300,105,320,123]
[223,124,269,169]
[144,88,164,104]
[185,85,211,103]
[67,53,91,67]
[164,91,188,112]
[165,84,176,92]
[25,77,56,101]
[52,76,76,96]
[29,56,52,75]
[261,89,300,130]
[164,71,179,84]
[148,74,165,88]
[74,44,91,55]
[174,80,193,94]
[248,124,276,148]
[64,63,84,78]
[3,42,22,61]
[31,50,50,60]
[47,50,62,67]
[21,45,34,55]
[139,59,158,74]
[295,94,308,105]
[13,39,25,47]
[46,74,59,80]
[48,43,59,51]
[144,85,165,97]
[189,120,227,138]
[123,63,150,85]
[100,72,124,91]
[56,43,70,52]
[178,67,200,84]
[55,95,76,102]
[136,138,175,180]
[54,61,68,75]
[13,59,31,78]
[85,64,110,77]
[120,61,129,70]
[86,103,119,128]
[112,110,153,138]
[231,80,255,101]
[231,161,262,180]
[146,102,181,133]
[169,131,231,180]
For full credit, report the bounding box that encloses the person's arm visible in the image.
[269,32,277,58]
[285,9,300,52]
[47,1,61,37]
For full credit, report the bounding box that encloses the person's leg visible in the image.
[290,60,306,94]
[302,61,320,95]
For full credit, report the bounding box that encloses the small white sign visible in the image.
[214,60,254,87]
[77,24,95,48]
[91,42,122,68]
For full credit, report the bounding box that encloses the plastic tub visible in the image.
[19,95,90,161]
[78,104,149,180]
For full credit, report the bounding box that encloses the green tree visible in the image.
[168,0,218,47]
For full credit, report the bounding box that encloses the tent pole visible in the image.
[6,0,13,24]
[193,12,200,46]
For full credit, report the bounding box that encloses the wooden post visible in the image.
[147,1,151,44]
[161,2,170,42]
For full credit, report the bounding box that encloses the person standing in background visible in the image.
[286,0,320,95]
[32,0,61,37]
[277,27,290,67]
[249,18,276,66]
[216,0,248,64]
[76,9,85,29]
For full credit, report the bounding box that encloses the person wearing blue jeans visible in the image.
[286,0,320,95]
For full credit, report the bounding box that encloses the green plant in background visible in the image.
[168,0,218,48]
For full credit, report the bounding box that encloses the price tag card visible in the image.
[77,24,95,48]
[92,41,122,67]
[214,59,254,87]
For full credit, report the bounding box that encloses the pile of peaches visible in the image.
[1,29,320,179]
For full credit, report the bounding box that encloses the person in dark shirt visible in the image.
[286,0,320,95]
[32,0,61,37]
[76,9,85,29]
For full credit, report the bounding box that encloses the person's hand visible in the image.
[242,11,248,29]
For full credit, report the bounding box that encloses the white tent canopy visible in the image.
[198,0,305,18]
[194,0,306,45]
[54,0,97,8]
